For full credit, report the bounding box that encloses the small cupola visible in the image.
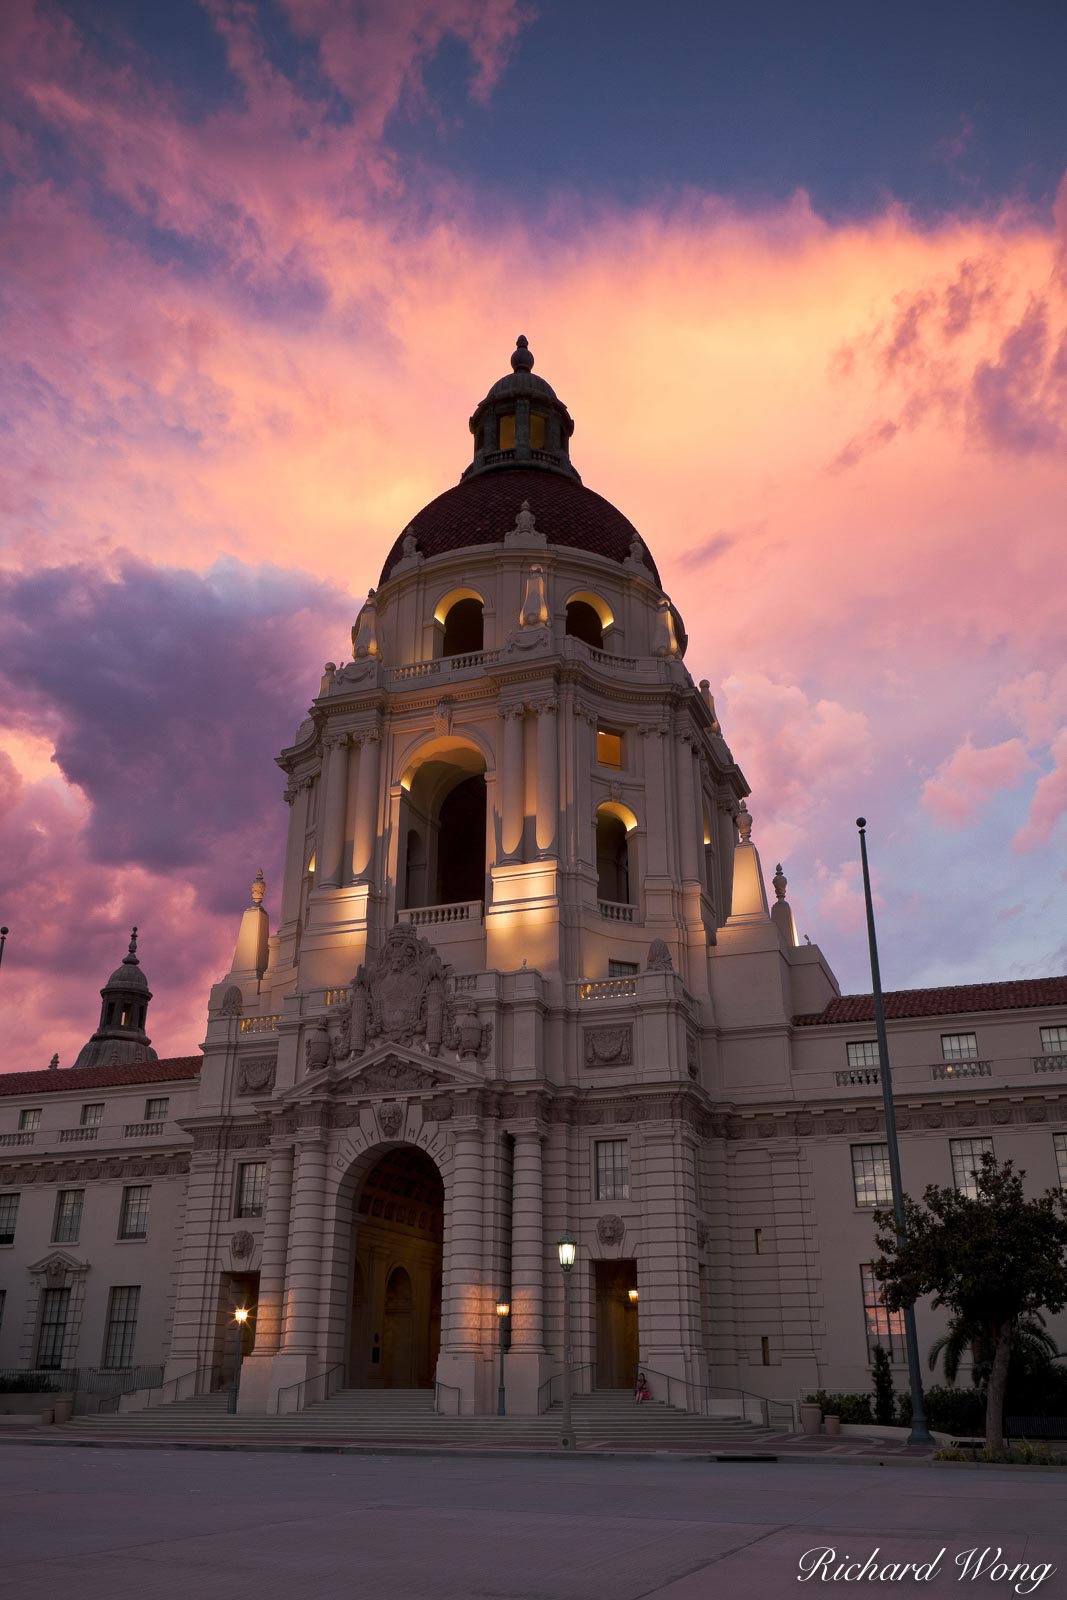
[463,336,580,482]
[72,927,158,1069]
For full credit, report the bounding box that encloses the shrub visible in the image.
[804,1390,873,1424]
[871,1345,896,1426]
[0,1374,61,1394]
[897,1384,985,1434]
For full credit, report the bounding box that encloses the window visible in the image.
[441,596,484,656]
[950,1137,994,1198]
[498,413,516,450]
[860,1264,905,1362]
[530,411,546,449]
[36,1287,71,1369]
[102,1286,140,1369]
[754,1228,764,1254]
[144,1097,169,1123]
[52,1189,84,1243]
[564,598,605,649]
[119,1185,151,1240]
[1055,1134,1067,1189]
[608,960,639,979]
[0,1288,5,1334]
[594,1139,629,1201]
[18,1108,41,1133]
[595,807,631,904]
[80,1103,104,1127]
[236,1161,267,1219]
[941,1033,979,1061]
[596,728,624,767]
[846,1041,880,1070]
[761,1335,771,1366]
[0,1193,18,1246]
[1041,1026,1067,1055]
[851,1144,892,1208]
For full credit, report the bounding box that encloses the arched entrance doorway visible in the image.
[348,1147,444,1388]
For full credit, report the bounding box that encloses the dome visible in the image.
[105,957,149,994]
[379,468,662,587]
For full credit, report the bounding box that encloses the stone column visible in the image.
[640,723,670,877]
[318,733,349,889]
[279,779,312,927]
[252,1143,295,1354]
[533,698,558,857]
[438,1117,485,1412]
[674,731,701,884]
[236,1141,294,1413]
[509,1128,545,1349]
[499,703,525,861]
[351,729,382,882]
[280,1135,328,1356]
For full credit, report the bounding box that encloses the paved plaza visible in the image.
[1,1445,1065,1600]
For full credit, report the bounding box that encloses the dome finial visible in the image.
[511,334,534,373]
[127,926,140,965]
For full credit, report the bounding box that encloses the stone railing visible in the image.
[124,1122,166,1138]
[587,644,637,671]
[238,1015,281,1034]
[389,650,500,685]
[598,899,636,922]
[0,1131,35,1146]
[323,988,348,1006]
[579,978,638,1001]
[1034,1053,1067,1074]
[59,1127,99,1142]
[931,1060,992,1081]
[453,974,478,992]
[834,1067,880,1088]
[398,901,483,927]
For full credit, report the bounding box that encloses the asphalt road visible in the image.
[1,1445,1064,1599]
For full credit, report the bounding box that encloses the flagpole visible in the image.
[856,818,932,1446]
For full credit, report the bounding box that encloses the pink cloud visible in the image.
[921,737,1034,826]
[1013,729,1067,852]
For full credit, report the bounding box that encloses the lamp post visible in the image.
[856,818,933,1446]
[495,1300,510,1416]
[557,1232,576,1450]
[228,1306,249,1415]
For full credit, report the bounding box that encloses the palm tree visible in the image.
[928,1312,1060,1385]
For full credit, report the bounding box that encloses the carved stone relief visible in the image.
[377,1101,405,1139]
[237,1055,276,1096]
[230,1230,255,1260]
[596,1214,624,1246]
[584,1026,633,1067]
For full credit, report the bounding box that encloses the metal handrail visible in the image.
[537,1363,596,1413]
[638,1366,797,1431]
[274,1362,345,1416]
[148,1364,220,1409]
[434,1378,462,1416]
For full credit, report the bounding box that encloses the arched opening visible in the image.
[349,1147,444,1388]
[566,599,605,649]
[596,803,635,905]
[399,740,488,911]
[442,597,484,656]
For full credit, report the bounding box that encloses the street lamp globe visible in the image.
[557,1232,576,1271]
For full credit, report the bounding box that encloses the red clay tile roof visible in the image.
[0,1056,202,1095]
[379,467,661,586]
[794,977,1067,1027]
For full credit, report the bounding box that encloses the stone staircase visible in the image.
[58,1385,779,1449]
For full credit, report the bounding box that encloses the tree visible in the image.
[871,1343,895,1426]
[873,1154,1067,1449]
[928,1311,1059,1386]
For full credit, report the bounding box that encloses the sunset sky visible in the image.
[1,0,1065,1069]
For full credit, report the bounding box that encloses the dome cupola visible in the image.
[72,926,158,1069]
[464,335,579,482]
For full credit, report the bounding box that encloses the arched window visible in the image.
[595,803,637,905]
[434,590,486,657]
[566,600,604,649]
[399,741,488,911]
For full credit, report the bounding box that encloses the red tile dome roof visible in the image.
[379,467,661,587]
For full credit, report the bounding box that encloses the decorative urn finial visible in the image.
[773,863,787,902]
[737,801,753,843]
[511,334,534,373]
[126,926,140,964]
